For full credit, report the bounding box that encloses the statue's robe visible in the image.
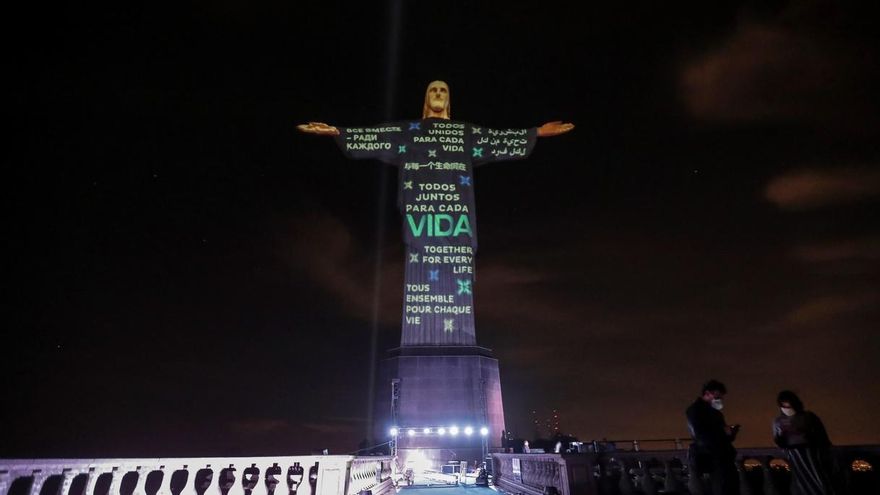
[334,119,537,345]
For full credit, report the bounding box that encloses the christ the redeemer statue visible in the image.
[298,81,573,347]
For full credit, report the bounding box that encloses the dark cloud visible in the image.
[764,167,880,210]
[228,418,291,435]
[785,292,880,325]
[302,421,361,435]
[279,211,402,326]
[793,237,880,263]
[680,4,878,129]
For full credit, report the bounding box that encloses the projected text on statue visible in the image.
[333,119,536,345]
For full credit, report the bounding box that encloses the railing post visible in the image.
[58,469,77,495]
[663,460,682,493]
[133,467,149,495]
[736,461,753,495]
[638,463,656,495]
[760,457,780,495]
[595,459,614,495]
[82,469,101,495]
[178,466,197,495]
[263,464,281,495]
[239,464,260,495]
[107,468,123,495]
[155,466,173,495]
[29,469,48,495]
[224,465,244,495]
[0,467,10,495]
[203,466,222,495]
[286,463,304,495]
[617,460,635,495]
[686,465,704,495]
[246,463,267,495]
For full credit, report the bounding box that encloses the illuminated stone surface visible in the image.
[374,347,505,466]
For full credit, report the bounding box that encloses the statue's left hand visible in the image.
[537,121,574,137]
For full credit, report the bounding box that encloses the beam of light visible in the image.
[366,0,404,443]
[449,426,459,436]
[480,427,489,436]
[464,426,474,436]
[389,427,398,436]
[423,427,431,434]
[407,429,416,437]
[437,427,446,435]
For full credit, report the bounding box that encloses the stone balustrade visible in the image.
[0,456,393,495]
[492,453,596,495]
[492,445,879,495]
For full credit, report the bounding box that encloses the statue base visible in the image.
[374,346,506,470]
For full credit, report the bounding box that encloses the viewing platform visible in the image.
[2,444,877,495]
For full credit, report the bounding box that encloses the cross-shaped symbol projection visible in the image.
[472,147,483,158]
[457,279,472,295]
[404,180,413,190]
[428,269,439,281]
[472,127,482,134]
[409,253,420,263]
[398,145,407,154]
[443,319,455,332]
[428,149,437,157]
[459,175,471,186]
[409,122,421,131]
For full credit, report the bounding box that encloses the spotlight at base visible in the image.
[480,427,489,436]
[407,429,415,437]
[464,426,474,436]
[389,427,398,436]
[423,428,431,434]
[450,426,459,436]
[438,427,446,435]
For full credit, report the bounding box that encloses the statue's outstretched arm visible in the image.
[297,122,340,136]
[537,121,574,137]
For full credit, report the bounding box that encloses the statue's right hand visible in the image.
[297,122,340,136]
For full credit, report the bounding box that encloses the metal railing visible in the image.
[492,445,879,495]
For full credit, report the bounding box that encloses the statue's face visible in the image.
[425,81,450,115]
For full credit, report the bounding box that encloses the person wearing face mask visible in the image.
[773,390,838,495]
[686,379,741,495]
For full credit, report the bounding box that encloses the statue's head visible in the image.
[422,80,451,119]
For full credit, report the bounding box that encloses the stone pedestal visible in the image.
[374,346,506,468]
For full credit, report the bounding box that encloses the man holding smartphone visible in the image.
[686,379,741,495]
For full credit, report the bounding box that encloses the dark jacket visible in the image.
[686,398,737,459]
[773,411,831,449]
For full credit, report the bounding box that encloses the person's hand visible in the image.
[297,122,340,136]
[537,121,575,137]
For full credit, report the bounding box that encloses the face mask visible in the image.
[781,407,796,417]
[711,398,724,410]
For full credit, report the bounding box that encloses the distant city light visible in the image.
[389,427,398,436]
[450,426,459,436]
[407,429,416,437]
[464,426,474,436]
[437,427,446,435]
[423,428,432,434]
[480,427,489,436]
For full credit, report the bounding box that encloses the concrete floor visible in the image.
[399,486,498,495]
[398,472,499,495]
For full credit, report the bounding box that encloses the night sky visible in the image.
[7,1,880,457]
